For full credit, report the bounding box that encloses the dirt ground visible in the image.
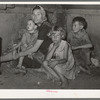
[0,63,100,89]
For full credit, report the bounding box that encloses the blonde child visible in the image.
[43,26,76,88]
[13,19,38,71]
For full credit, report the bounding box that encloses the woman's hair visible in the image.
[48,26,66,39]
[72,16,87,29]
[32,5,47,22]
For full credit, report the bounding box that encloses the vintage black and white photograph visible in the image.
[0,3,100,90]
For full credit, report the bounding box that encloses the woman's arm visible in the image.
[15,40,44,58]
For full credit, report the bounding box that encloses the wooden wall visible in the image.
[0,5,100,59]
[0,5,64,52]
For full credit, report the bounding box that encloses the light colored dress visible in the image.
[49,40,76,79]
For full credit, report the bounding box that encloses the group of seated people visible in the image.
[0,5,93,88]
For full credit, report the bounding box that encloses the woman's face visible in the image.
[27,20,37,32]
[72,21,83,33]
[51,31,62,44]
[32,9,43,24]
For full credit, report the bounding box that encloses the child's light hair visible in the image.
[48,26,66,39]
[32,5,47,22]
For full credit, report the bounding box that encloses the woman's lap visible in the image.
[22,56,41,68]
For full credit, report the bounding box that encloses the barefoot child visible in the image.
[43,26,76,88]
[13,19,38,71]
[67,16,93,74]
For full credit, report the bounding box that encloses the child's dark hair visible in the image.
[72,16,87,29]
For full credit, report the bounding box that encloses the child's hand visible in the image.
[13,51,19,60]
[13,44,18,50]
[49,60,58,68]
[28,54,33,59]
[72,46,78,50]
[54,43,59,48]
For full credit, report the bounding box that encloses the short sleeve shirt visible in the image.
[67,29,92,47]
[37,21,52,56]
[21,30,38,50]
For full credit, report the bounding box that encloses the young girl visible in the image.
[67,16,93,74]
[43,26,76,88]
[13,19,38,71]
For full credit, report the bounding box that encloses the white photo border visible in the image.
[0,1,100,98]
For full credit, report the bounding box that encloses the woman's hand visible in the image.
[48,60,58,68]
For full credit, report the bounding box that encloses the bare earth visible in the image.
[0,63,100,89]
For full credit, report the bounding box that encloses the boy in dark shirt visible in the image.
[68,16,93,74]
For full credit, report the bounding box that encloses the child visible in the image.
[43,26,76,88]
[67,16,93,74]
[13,19,38,71]
[0,5,51,73]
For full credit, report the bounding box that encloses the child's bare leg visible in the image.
[17,56,24,69]
[80,51,91,74]
[86,52,91,69]
[43,60,60,81]
[79,66,90,74]
[58,73,68,88]
[54,66,69,88]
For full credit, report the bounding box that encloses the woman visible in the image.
[14,5,52,70]
[0,5,52,72]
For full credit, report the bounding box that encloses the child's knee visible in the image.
[43,60,48,67]
[54,65,62,73]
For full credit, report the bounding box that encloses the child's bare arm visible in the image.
[55,43,68,65]
[72,34,92,50]
[49,43,68,68]
[46,43,59,61]
[13,42,21,50]
[72,44,92,50]
[49,58,67,68]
